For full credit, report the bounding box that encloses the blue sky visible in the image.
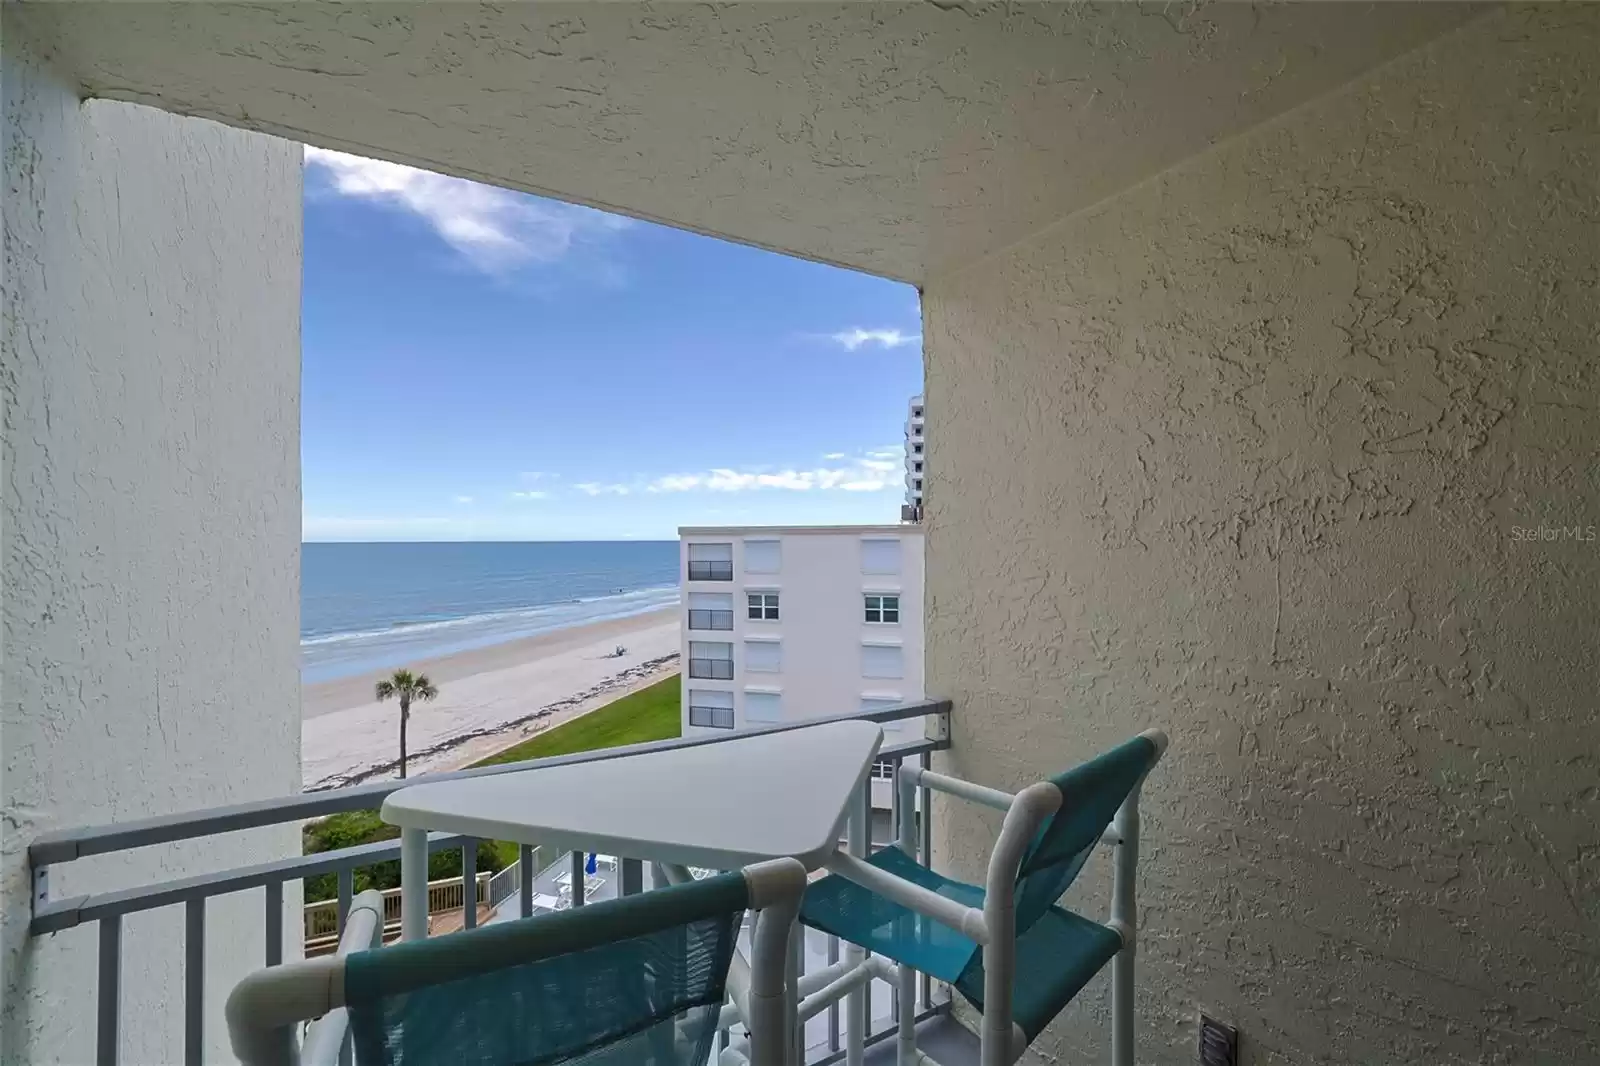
[301,148,923,542]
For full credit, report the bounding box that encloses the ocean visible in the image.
[301,541,680,683]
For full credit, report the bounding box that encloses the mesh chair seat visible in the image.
[802,734,1162,1052]
[346,873,748,1066]
[800,847,1122,1040]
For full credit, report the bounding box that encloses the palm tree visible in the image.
[374,669,439,779]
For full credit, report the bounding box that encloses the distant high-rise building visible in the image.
[902,393,925,521]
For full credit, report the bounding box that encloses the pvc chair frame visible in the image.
[801,730,1167,1066]
[227,857,809,1066]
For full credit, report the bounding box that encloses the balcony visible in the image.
[687,704,737,729]
[687,560,734,582]
[27,701,952,1066]
[687,657,735,680]
[687,608,735,631]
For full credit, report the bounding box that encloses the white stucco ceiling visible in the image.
[14,1,1487,282]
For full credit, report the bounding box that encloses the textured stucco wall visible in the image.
[3,34,303,1064]
[7,0,1481,283]
[922,7,1598,1064]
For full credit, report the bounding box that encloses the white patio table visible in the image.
[382,719,883,1061]
[382,717,882,931]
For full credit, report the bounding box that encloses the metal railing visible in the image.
[28,699,950,1066]
[687,657,735,680]
[687,608,734,631]
[302,870,492,940]
[687,560,734,581]
[688,704,737,729]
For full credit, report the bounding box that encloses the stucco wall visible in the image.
[922,7,1597,1064]
[3,35,303,1064]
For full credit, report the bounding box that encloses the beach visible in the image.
[302,607,679,789]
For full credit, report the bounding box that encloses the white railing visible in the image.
[303,870,494,940]
[28,699,952,1066]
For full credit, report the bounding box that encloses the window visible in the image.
[913,479,922,491]
[913,461,923,473]
[864,594,901,624]
[744,640,782,673]
[688,689,735,729]
[686,543,733,581]
[912,406,923,419]
[870,758,896,780]
[688,641,734,679]
[688,593,733,630]
[913,443,923,454]
[688,705,735,728]
[862,644,904,679]
[744,690,783,723]
[744,538,781,574]
[861,538,902,575]
[748,592,780,621]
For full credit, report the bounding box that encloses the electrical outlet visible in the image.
[1199,1014,1238,1066]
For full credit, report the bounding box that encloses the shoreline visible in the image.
[302,607,681,789]
[303,607,680,717]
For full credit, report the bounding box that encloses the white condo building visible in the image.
[904,394,925,520]
[679,526,925,806]
[679,525,926,814]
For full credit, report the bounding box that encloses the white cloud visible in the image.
[823,452,847,460]
[829,327,920,351]
[454,495,475,504]
[645,453,898,495]
[511,490,548,500]
[304,147,630,276]
[575,482,632,497]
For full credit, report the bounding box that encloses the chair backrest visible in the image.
[1011,734,1162,934]
[345,872,750,1066]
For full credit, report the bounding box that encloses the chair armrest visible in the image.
[898,765,1016,813]
[825,849,989,944]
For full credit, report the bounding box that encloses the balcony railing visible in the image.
[688,704,736,728]
[688,657,735,680]
[687,560,734,581]
[28,699,952,1066]
[687,608,734,630]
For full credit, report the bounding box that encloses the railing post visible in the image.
[98,916,121,1066]
[184,898,205,1065]
[520,844,536,918]
[264,881,283,966]
[620,857,643,897]
[337,867,353,933]
[569,850,586,907]
[919,749,933,1010]
[462,839,479,930]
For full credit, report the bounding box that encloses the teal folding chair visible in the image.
[227,857,808,1066]
[798,731,1167,1066]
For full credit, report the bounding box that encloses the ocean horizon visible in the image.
[301,540,680,683]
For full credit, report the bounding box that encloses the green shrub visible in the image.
[302,810,517,903]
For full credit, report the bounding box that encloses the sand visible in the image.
[302,608,680,790]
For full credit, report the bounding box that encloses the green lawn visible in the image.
[302,673,681,901]
[472,673,682,767]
